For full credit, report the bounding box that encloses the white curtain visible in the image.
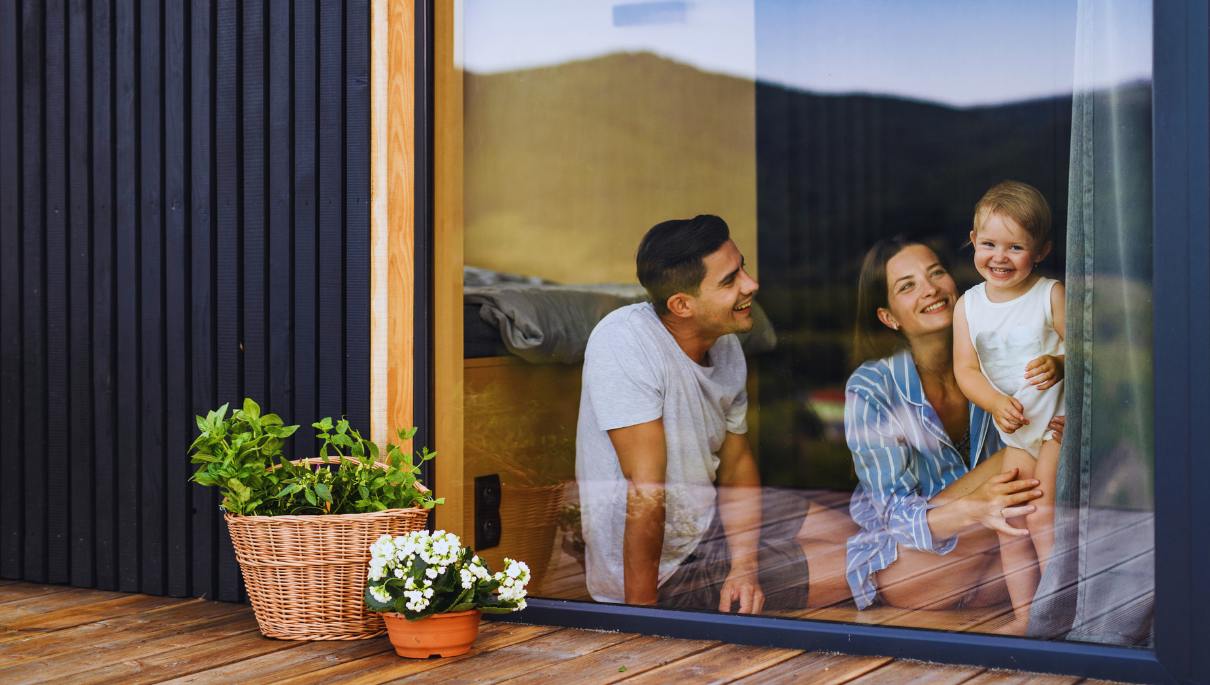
[1028,0,1155,646]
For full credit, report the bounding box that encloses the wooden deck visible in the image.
[0,581,1126,684]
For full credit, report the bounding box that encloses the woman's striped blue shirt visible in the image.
[844,348,1002,609]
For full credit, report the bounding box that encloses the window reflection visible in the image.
[451,0,1154,646]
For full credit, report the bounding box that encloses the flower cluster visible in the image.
[364,530,531,620]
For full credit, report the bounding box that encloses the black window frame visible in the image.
[412,3,1208,682]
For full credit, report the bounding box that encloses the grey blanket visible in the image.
[465,283,778,365]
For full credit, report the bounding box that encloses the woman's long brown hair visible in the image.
[851,237,931,368]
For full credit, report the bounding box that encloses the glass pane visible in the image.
[444,0,1154,646]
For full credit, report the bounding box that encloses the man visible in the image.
[575,215,808,613]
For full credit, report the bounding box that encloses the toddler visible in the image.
[954,180,1065,635]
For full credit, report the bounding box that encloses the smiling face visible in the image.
[686,239,759,337]
[879,244,958,340]
[969,212,1050,297]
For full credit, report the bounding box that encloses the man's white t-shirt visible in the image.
[575,302,748,604]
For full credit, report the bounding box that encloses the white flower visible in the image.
[394,567,404,579]
[367,560,387,581]
[425,567,438,579]
[370,534,395,561]
[369,585,392,604]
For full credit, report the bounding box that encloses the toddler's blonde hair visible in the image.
[973,180,1052,247]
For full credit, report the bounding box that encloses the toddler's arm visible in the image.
[954,295,1027,433]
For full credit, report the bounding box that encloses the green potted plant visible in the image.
[364,530,530,658]
[189,398,442,640]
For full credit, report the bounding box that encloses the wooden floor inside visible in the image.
[537,486,1154,641]
[0,581,1126,684]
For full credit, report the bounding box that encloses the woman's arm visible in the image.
[846,383,959,554]
[847,380,1042,546]
[925,466,1040,539]
[954,295,1027,433]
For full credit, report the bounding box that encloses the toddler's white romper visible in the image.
[963,277,1065,458]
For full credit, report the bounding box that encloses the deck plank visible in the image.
[729,651,892,685]
[0,592,182,635]
[0,613,262,683]
[0,583,78,606]
[496,633,718,684]
[155,638,390,685]
[614,642,801,684]
[846,659,985,684]
[269,622,560,685]
[66,628,303,685]
[962,670,1081,684]
[0,598,241,663]
[373,627,638,684]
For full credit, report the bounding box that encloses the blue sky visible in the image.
[462,0,1152,107]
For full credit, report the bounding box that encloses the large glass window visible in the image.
[440,0,1153,646]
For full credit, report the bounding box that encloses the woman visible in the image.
[844,237,1055,632]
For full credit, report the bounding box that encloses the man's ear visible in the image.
[876,307,899,331]
[666,292,694,319]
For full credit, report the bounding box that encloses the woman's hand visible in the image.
[992,394,1027,434]
[1025,354,1064,390]
[964,467,1042,537]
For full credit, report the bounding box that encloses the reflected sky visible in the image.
[463,0,1151,107]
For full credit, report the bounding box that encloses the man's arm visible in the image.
[715,431,764,614]
[607,418,667,606]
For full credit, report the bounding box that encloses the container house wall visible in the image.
[0,0,371,602]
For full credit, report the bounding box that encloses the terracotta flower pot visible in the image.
[382,610,482,658]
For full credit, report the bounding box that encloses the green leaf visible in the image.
[314,482,332,502]
[304,488,317,506]
[365,585,393,611]
[242,397,261,420]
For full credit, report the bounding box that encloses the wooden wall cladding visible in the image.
[0,0,372,602]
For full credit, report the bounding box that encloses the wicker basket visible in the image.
[223,457,430,641]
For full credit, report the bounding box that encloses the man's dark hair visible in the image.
[636,215,731,315]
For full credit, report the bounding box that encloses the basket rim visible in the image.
[223,507,429,524]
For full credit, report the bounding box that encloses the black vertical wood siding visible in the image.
[0,0,372,602]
